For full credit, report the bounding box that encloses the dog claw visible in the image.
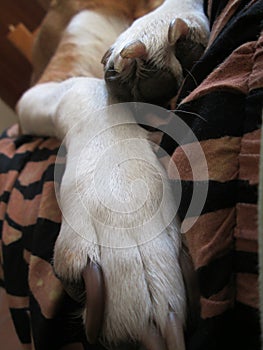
[141,327,167,350]
[168,18,189,46]
[120,40,147,59]
[82,261,105,344]
[101,48,113,65]
[165,312,185,350]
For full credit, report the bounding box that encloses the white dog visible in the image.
[17,0,209,348]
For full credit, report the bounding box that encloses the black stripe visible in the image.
[0,152,33,174]
[14,135,35,149]
[244,89,263,133]
[25,218,61,263]
[187,304,260,350]
[232,302,261,350]
[4,215,60,263]
[160,91,246,155]
[237,180,258,204]
[173,180,235,220]
[208,0,230,27]
[234,250,258,274]
[5,213,24,232]
[197,253,233,298]
[9,308,31,344]
[179,0,263,101]
[172,179,258,220]
[0,190,10,203]
[14,180,44,200]
[14,163,57,200]
[2,240,29,296]
[29,146,59,162]
[29,293,89,350]
[0,147,59,175]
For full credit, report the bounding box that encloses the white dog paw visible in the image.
[53,138,187,348]
[54,218,187,348]
[103,6,209,105]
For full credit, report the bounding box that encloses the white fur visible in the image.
[18,75,186,344]
[106,0,209,83]
[16,1,208,345]
[52,78,186,343]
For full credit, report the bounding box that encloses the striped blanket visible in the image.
[0,1,262,349]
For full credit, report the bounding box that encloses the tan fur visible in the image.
[32,0,163,84]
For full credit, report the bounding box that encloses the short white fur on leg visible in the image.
[50,77,186,343]
[15,2,205,346]
[18,73,187,344]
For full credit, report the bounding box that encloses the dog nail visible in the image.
[82,261,105,344]
[165,312,186,350]
[120,40,147,59]
[114,55,132,72]
[101,48,113,65]
[141,326,167,350]
[168,18,189,45]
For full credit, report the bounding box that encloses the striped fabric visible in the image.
[0,1,262,349]
[159,0,263,349]
[0,126,94,349]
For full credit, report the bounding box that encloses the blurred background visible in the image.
[0,1,49,348]
[0,0,49,132]
[0,99,18,131]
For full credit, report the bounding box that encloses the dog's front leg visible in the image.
[50,82,187,349]
[16,79,78,137]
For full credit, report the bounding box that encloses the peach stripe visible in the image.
[239,129,261,185]
[37,138,60,150]
[0,202,7,221]
[235,238,258,254]
[18,155,57,186]
[38,182,61,223]
[7,188,41,227]
[0,138,16,158]
[0,170,19,195]
[236,273,259,309]
[184,208,235,269]
[23,249,31,264]
[169,137,240,182]
[249,32,263,91]
[240,129,261,153]
[201,295,234,319]
[235,203,258,241]
[182,42,254,105]
[7,294,29,309]
[16,139,44,154]
[2,222,22,245]
[239,154,259,185]
[29,255,64,319]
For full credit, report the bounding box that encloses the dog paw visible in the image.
[103,6,209,105]
[54,217,186,348]
[52,117,187,348]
